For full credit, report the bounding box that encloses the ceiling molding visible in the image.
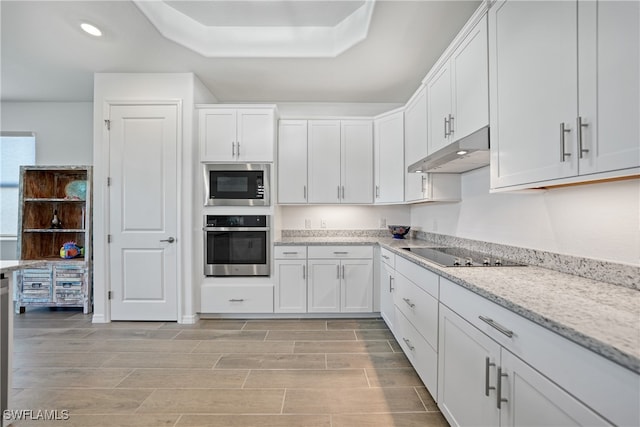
[133,0,376,58]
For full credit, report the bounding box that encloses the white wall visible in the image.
[411,167,640,266]
[0,102,93,165]
[0,101,93,259]
[279,205,410,230]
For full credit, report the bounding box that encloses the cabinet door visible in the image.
[578,0,640,175]
[200,109,237,161]
[341,121,373,204]
[427,63,452,155]
[404,87,428,202]
[236,109,274,162]
[379,261,395,329]
[274,260,307,313]
[341,259,373,312]
[500,350,610,427]
[451,15,489,142]
[278,120,308,203]
[489,0,578,189]
[307,259,340,312]
[374,112,404,204]
[308,120,341,203]
[438,304,501,427]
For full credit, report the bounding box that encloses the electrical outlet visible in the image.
[305,219,311,229]
[320,219,327,228]
[379,218,387,228]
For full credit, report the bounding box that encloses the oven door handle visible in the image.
[203,227,270,232]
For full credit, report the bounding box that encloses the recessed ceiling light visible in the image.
[80,22,102,37]
[456,150,468,156]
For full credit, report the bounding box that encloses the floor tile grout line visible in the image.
[111,368,137,389]
[280,387,287,414]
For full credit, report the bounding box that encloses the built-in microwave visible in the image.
[203,163,270,206]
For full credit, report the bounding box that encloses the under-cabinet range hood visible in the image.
[408,126,490,173]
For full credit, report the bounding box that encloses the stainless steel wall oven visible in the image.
[203,215,270,276]
[203,163,270,206]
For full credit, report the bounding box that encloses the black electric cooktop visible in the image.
[402,247,526,267]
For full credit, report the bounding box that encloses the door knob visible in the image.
[160,237,175,243]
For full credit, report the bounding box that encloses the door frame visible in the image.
[94,100,183,323]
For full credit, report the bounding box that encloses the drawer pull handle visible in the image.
[403,298,415,308]
[229,299,245,302]
[479,316,514,338]
[333,251,348,255]
[497,367,509,409]
[382,255,390,260]
[402,338,415,351]
[485,357,496,396]
[31,283,43,288]
[282,252,298,255]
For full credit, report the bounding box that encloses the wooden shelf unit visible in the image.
[16,166,93,313]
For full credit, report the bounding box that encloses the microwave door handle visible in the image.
[204,227,270,232]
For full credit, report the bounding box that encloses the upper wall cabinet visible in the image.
[374,110,405,204]
[404,87,429,202]
[489,0,639,190]
[307,120,373,204]
[278,120,308,204]
[199,106,276,162]
[427,15,489,155]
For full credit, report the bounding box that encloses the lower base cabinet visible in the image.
[438,304,609,427]
[201,284,274,313]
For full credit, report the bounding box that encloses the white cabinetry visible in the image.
[374,110,404,204]
[489,0,639,190]
[438,277,638,427]
[307,246,373,313]
[278,120,308,203]
[200,284,274,313]
[427,15,488,155]
[274,246,307,313]
[307,120,373,204]
[379,248,395,329]
[404,87,428,202]
[199,107,275,162]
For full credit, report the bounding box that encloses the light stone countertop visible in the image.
[275,236,640,374]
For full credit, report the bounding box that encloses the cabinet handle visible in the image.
[303,185,307,200]
[237,141,240,157]
[302,265,306,279]
[333,251,348,255]
[375,185,380,198]
[282,251,298,255]
[382,255,390,260]
[402,337,415,351]
[560,123,571,162]
[337,265,340,279]
[231,141,235,157]
[337,186,341,200]
[448,114,454,134]
[577,116,589,158]
[389,276,394,292]
[444,117,449,137]
[497,367,508,409]
[421,175,427,194]
[485,357,496,396]
[342,264,345,279]
[229,298,244,302]
[402,297,415,308]
[479,316,514,338]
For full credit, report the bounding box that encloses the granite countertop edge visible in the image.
[275,236,640,374]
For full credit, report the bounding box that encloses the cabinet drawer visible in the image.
[394,306,438,397]
[274,246,307,259]
[394,273,438,350]
[395,256,439,298]
[308,245,373,259]
[201,284,274,313]
[380,247,395,268]
[55,289,84,304]
[440,278,639,427]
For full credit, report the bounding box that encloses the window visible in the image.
[0,132,36,238]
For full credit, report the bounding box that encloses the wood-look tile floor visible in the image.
[9,308,449,427]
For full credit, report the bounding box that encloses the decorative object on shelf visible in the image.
[389,225,411,239]
[50,209,62,229]
[59,241,83,259]
[64,180,87,200]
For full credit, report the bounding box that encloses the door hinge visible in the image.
[104,119,111,130]
[107,234,112,243]
[108,291,113,300]
[107,177,111,186]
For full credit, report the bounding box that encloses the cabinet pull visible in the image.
[381,255,390,260]
[337,265,341,279]
[342,265,345,279]
[375,185,380,198]
[389,276,394,292]
[282,251,298,255]
[444,116,449,137]
[478,316,514,338]
[231,141,235,157]
[237,141,240,157]
[333,251,348,255]
[229,298,244,302]
[448,114,455,134]
[485,357,496,396]
[303,185,307,200]
[560,123,571,162]
[302,265,306,279]
[421,175,427,194]
[402,337,415,351]
[577,116,589,158]
[402,297,415,308]
[497,367,508,409]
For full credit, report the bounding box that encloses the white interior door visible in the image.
[108,103,179,321]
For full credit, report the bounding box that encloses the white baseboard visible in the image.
[180,314,200,324]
